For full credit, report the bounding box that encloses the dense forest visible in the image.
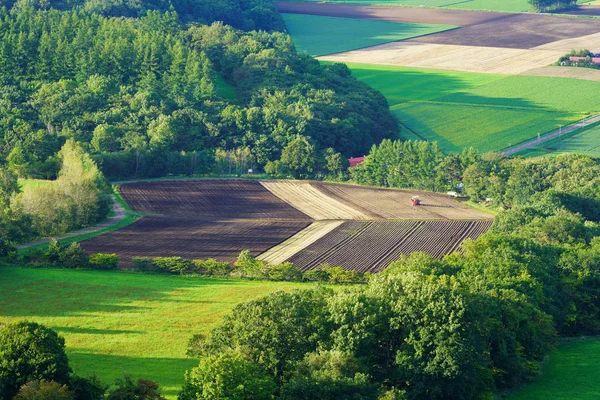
[0,5,396,180]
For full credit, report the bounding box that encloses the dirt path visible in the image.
[503,114,600,155]
[17,196,127,249]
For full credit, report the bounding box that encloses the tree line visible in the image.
[0,0,285,31]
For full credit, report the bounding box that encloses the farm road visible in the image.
[503,114,600,156]
[17,196,127,249]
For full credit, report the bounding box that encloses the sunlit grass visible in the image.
[0,267,312,398]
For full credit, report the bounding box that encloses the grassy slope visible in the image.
[0,267,312,398]
[507,338,600,399]
[280,0,595,13]
[282,13,455,56]
[344,63,600,153]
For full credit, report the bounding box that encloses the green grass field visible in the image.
[344,63,600,153]
[0,267,312,398]
[507,338,600,399]
[282,0,595,13]
[282,14,455,56]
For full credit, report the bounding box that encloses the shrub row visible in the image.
[24,242,367,284]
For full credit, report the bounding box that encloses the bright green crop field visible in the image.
[282,13,455,56]
[0,267,311,398]
[507,338,600,399]
[281,0,595,13]
[344,63,600,153]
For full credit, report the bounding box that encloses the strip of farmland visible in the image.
[288,220,493,273]
[314,183,494,220]
[258,221,345,265]
[119,179,310,220]
[81,217,310,265]
[260,181,370,220]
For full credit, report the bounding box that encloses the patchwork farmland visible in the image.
[279,3,600,154]
[81,180,493,272]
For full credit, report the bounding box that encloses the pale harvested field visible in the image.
[261,181,371,220]
[319,42,564,74]
[315,183,494,220]
[258,220,344,264]
[520,66,600,81]
[533,32,600,52]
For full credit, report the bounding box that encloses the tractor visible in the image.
[411,196,421,206]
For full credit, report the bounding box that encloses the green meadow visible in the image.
[282,13,455,56]
[507,338,600,400]
[281,0,595,13]
[345,63,600,153]
[0,267,311,398]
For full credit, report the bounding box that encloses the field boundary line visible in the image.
[503,113,600,155]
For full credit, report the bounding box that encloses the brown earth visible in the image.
[288,220,492,273]
[275,2,511,26]
[313,182,494,220]
[82,216,310,265]
[408,13,600,49]
[119,179,309,220]
[81,179,493,271]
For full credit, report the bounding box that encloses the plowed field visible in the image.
[119,179,308,220]
[82,217,310,264]
[81,179,493,272]
[288,220,493,273]
[313,182,494,220]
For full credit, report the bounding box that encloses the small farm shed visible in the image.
[348,156,366,168]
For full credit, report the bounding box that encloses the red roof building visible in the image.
[348,156,366,168]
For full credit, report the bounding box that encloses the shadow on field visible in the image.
[68,351,197,398]
[0,267,236,318]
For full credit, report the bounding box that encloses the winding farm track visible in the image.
[17,197,126,249]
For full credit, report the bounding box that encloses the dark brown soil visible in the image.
[82,217,310,265]
[409,13,600,48]
[288,220,492,273]
[119,179,310,220]
[275,2,510,25]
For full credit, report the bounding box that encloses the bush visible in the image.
[14,380,74,400]
[68,375,106,400]
[106,375,165,400]
[303,267,331,282]
[267,262,303,281]
[89,253,120,270]
[192,259,232,275]
[43,239,63,264]
[59,243,88,269]
[233,250,269,278]
[131,257,151,270]
[151,257,192,275]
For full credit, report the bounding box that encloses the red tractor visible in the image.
[411,196,421,206]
